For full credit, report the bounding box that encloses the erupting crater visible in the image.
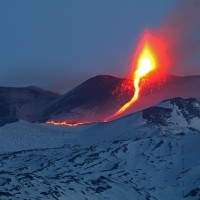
[106,30,167,121]
[47,30,167,126]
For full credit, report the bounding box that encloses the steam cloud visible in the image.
[155,0,200,74]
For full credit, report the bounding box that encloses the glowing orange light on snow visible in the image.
[46,120,92,126]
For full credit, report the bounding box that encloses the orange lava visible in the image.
[106,30,166,121]
[46,30,167,126]
[46,120,92,126]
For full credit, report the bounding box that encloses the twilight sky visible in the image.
[0,0,199,93]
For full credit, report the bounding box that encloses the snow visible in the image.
[0,121,81,153]
[0,98,200,199]
[1,131,199,199]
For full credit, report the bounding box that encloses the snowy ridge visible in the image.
[0,98,200,199]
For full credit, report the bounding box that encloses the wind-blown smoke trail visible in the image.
[156,0,200,74]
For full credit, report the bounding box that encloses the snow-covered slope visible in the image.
[1,131,199,200]
[0,98,200,199]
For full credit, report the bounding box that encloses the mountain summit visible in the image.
[0,75,200,125]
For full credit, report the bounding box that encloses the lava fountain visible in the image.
[105,30,167,121]
[47,30,167,126]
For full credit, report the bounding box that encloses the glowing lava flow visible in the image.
[46,31,166,126]
[46,120,92,127]
[118,47,155,113]
[106,32,159,121]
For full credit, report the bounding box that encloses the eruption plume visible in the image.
[106,0,200,120]
[156,0,200,74]
[105,31,167,121]
[47,0,200,126]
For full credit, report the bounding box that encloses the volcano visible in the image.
[42,74,200,123]
[42,75,134,123]
[0,74,200,126]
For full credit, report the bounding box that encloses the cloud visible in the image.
[155,0,200,74]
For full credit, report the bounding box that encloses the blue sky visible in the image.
[0,0,193,93]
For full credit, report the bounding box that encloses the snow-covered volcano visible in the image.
[1,74,200,124]
[0,97,200,200]
[42,74,200,122]
[42,75,133,122]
